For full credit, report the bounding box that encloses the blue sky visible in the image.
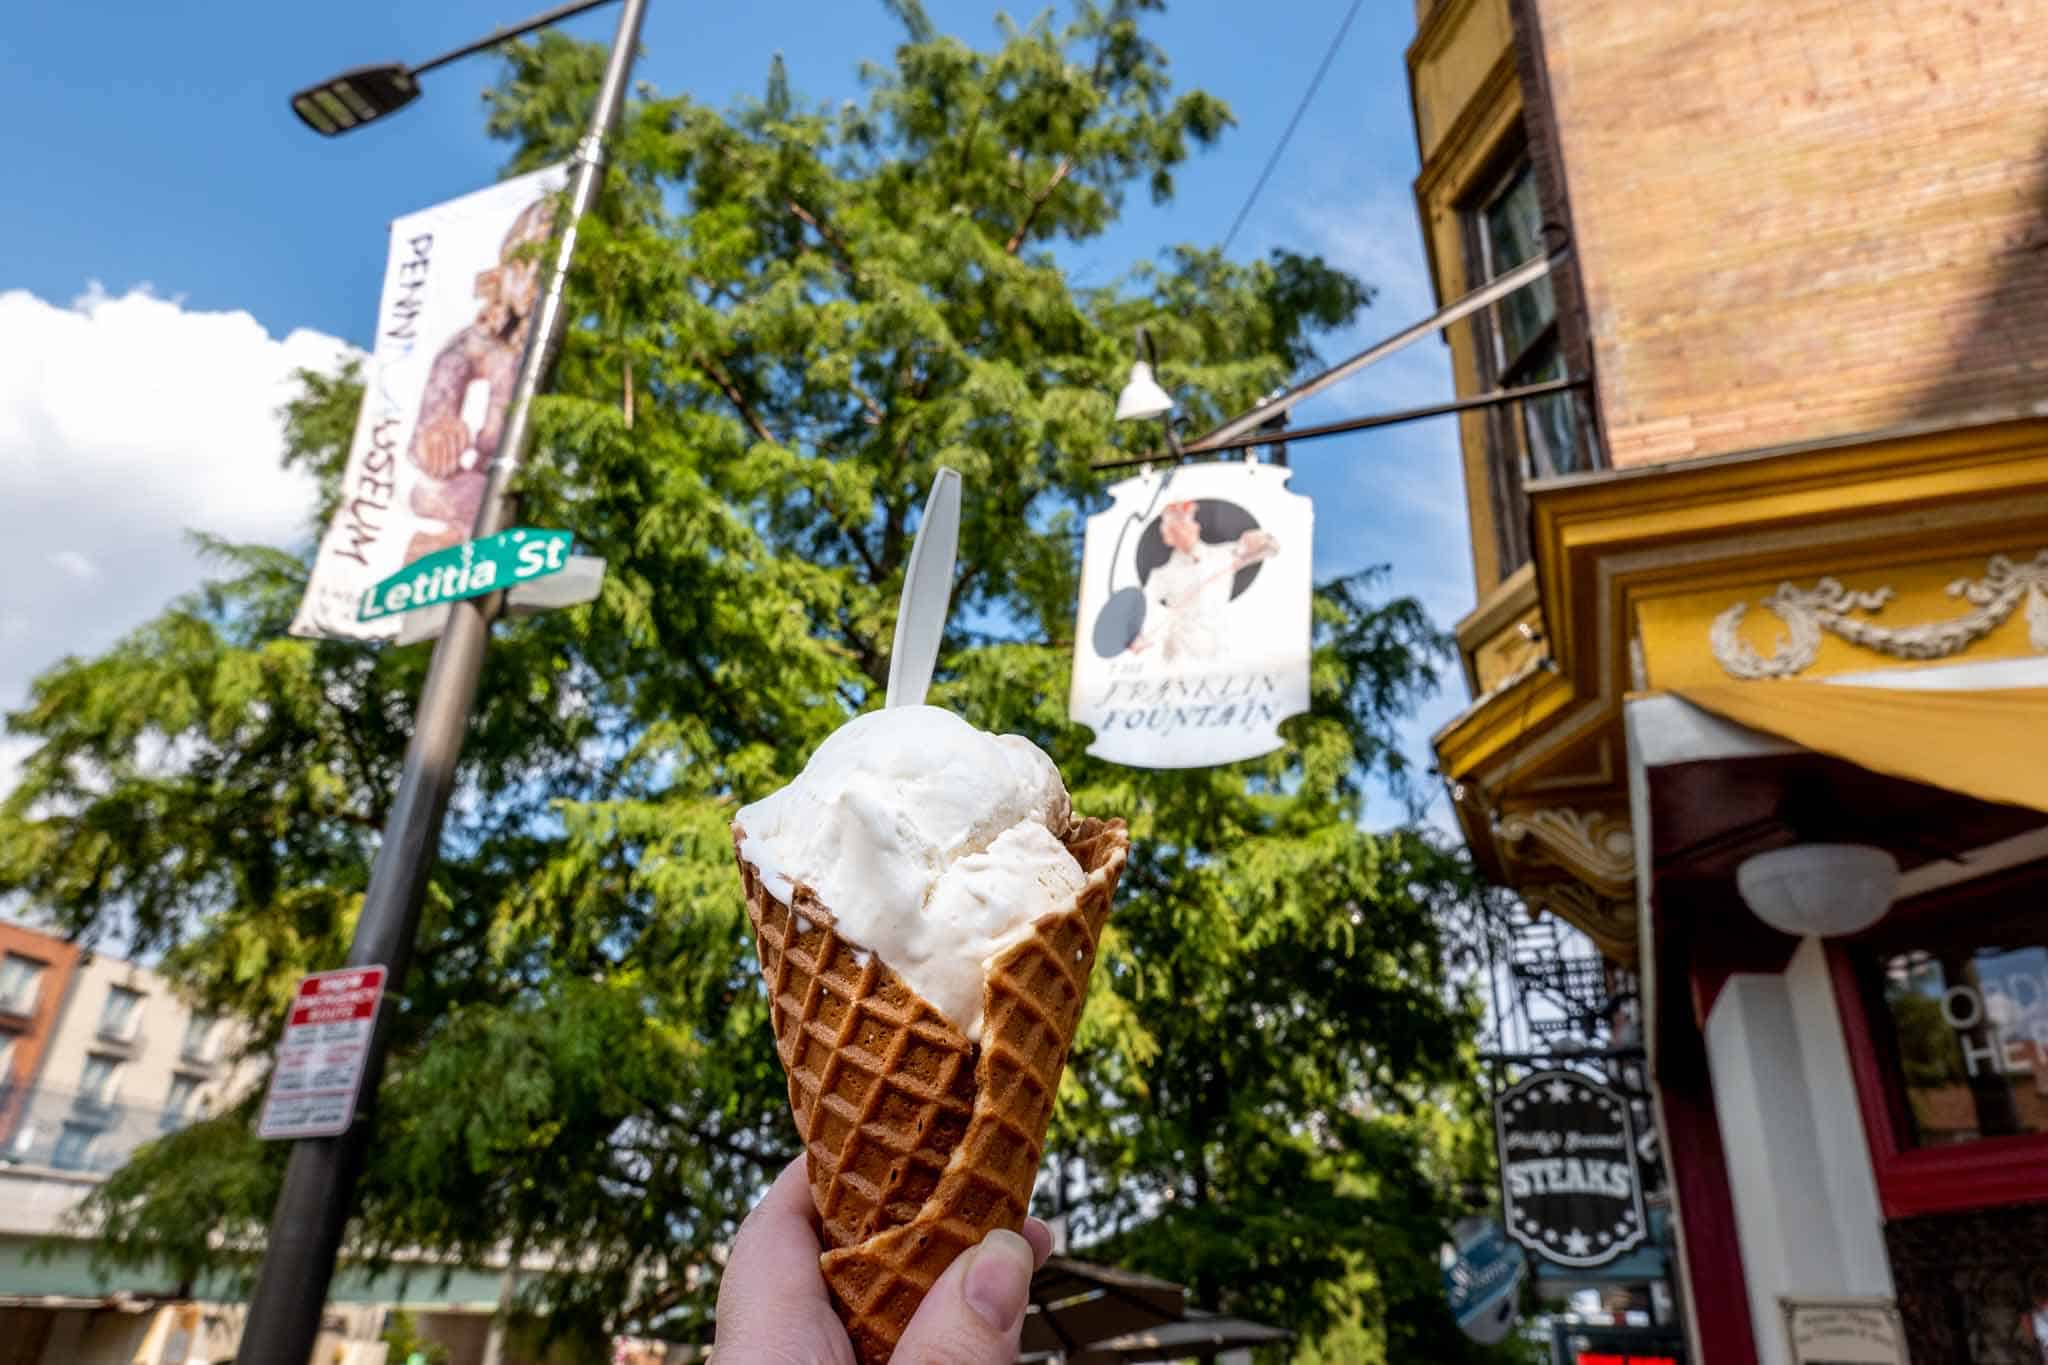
[0,0,1475,822]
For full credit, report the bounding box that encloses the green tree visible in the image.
[1,4,1504,1359]
[379,1309,453,1365]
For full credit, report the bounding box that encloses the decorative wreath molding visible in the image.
[1709,550,2048,680]
[1496,807,1635,901]
[1521,880,1638,962]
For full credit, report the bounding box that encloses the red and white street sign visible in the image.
[256,966,387,1141]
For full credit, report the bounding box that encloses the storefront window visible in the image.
[1879,939,2048,1146]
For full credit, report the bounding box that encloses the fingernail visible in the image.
[962,1228,1034,1333]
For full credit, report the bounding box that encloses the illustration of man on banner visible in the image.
[403,193,556,562]
[1128,499,1280,662]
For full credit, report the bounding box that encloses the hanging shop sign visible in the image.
[291,162,570,642]
[1495,1069,1649,1268]
[1070,461,1312,768]
[1443,1218,1526,1345]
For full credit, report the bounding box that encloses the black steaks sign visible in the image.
[1495,1069,1648,1268]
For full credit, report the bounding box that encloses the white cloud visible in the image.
[49,550,100,581]
[0,285,356,795]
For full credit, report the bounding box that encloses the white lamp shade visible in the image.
[1735,843,1900,938]
[1113,360,1175,422]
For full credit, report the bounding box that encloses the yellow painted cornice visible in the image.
[1428,416,2048,962]
[1412,55,1520,205]
[1454,560,1540,692]
[1405,0,1519,311]
[1434,414,2048,797]
[1432,660,1569,782]
[1534,415,2048,708]
[1407,0,1485,69]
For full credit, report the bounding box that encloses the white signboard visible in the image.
[257,966,387,1140]
[291,163,570,641]
[1783,1299,1907,1364]
[1070,461,1312,768]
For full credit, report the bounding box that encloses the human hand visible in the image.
[1232,529,1279,567]
[713,1156,1054,1364]
[414,415,471,478]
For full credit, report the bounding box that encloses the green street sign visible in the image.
[358,528,574,622]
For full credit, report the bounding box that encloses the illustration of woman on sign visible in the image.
[403,193,557,564]
[1127,499,1280,662]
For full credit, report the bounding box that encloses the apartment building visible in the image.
[7,940,240,1177]
[0,919,562,1365]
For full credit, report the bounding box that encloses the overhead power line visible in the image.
[1219,0,1368,257]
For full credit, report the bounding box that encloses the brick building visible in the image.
[1412,1,2048,1361]
[0,922,84,1155]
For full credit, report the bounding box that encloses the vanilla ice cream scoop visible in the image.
[735,706,1085,1039]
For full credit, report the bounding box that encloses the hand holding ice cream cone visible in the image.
[727,470,1129,1363]
[732,706,1127,1363]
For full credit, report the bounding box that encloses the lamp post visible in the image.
[236,3,647,1360]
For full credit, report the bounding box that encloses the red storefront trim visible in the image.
[1653,889,1762,1365]
[1657,1055,1758,1364]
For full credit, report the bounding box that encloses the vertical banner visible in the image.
[1495,1069,1649,1269]
[1070,461,1313,769]
[290,164,570,642]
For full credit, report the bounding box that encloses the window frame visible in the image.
[98,984,145,1042]
[0,953,43,1014]
[51,1122,99,1172]
[181,1012,216,1064]
[78,1052,122,1109]
[1829,861,2048,1219]
[1460,143,1585,574]
[162,1072,202,1127]
[1473,159,1564,388]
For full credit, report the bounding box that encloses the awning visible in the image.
[1021,1257,1182,1356]
[1018,1257,1291,1363]
[1671,682,2048,814]
[1066,1311,1295,1363]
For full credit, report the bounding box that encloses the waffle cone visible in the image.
[736,815,1128,1365]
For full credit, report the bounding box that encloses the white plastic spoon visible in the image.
[884,467,962,709]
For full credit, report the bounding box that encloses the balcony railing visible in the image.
[0,1081,205,1177]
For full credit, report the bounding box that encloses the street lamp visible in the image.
[1735,843,1899,938]
[288,0,621,135]
[238,3,648,1363]
[1113,326,1182,459]
[291,65,420,135]
[1113,332,1175,424]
